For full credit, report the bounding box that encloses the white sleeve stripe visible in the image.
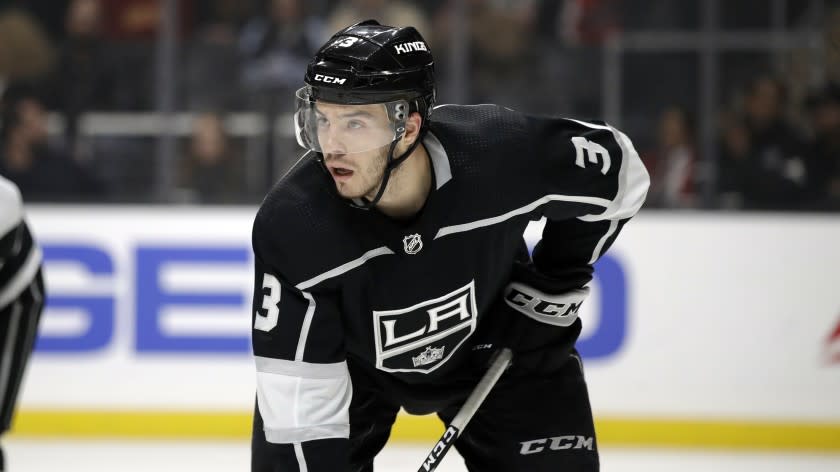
[565,118,611,131]
[256,367,352,444]
[294,292,316,361]
[254,356,347,378]
[267,424,351,444]
[434,194,611,240]
[293,442,309,472]
[295,246,394,290]
[0,246,41,309]
[588,219,619,264]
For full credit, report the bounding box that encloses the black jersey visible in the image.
[250,104,649,471]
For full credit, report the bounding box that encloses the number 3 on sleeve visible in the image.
[254,273,280,332]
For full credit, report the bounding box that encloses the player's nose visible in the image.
[320,128,347,155]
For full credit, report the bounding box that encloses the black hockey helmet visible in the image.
[303,19,435,124]
[295,20,436,208]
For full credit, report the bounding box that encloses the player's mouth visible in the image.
[328,164,355,182]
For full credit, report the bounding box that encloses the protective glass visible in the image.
[294,87,409,154]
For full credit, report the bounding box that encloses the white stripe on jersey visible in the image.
[255,357,352,444]
[433,194,612,240]
[294,442,308,472]
[295,246,394,290]
[294,292,316,361]
[0,246,42,309]
[589,219,619,264]
[0,301,22,405]
[425,132,452,189]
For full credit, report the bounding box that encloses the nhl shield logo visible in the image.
[403,233,423,254]
[373,280,477,373]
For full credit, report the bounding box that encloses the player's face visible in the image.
[316,102,393,199]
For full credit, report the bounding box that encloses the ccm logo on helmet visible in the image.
[394,41,428,54]
[314,74,347,84]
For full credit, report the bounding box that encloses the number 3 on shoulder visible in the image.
[254,273,281,332]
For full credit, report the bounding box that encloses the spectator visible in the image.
[239,0,323,96]
[327,0,430,39]
[804,82,840,210]
[434,0,537,107]
[717,112,751,209]
[177,112,245,203]
[183,0,250,110]
[45,0,120,157]
[644,106,697,208]
[559,0,620,46]
[238,0,324,182]
[723,76,810,210]
[0,86,105,201]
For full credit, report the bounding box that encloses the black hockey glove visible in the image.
[494,262,592,375]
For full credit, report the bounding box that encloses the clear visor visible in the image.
[294,87,409,155]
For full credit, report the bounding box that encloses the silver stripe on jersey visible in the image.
[0,302,22,405]
[279,150,313,182]
[293,442,308,472]
[589,219,619,265]
[255,356,347,378]
[424,132,452,189]
[0,246,42,309]
[294,292,316,361]
[20,282,43,377]
[294,246,394,290]
[433,195,611,240]
[0,282,41,420]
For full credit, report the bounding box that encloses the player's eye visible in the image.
[316,117,329,128]
[347,119,365,130]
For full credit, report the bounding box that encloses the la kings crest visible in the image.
[373,280,478,373]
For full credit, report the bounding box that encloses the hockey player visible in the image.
[0,175,44,471]
[250,20,649,471]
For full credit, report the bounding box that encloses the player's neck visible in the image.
[375,143,432,220]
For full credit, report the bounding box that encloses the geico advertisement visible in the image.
[20,208,840,422]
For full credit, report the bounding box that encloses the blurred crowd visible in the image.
[0,0,838,211]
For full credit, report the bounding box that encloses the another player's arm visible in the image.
[250,214,350,472]
[0,177,45,436]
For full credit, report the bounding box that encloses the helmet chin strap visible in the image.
[350,127,428,210]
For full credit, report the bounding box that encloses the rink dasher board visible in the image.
[11,206,840,450]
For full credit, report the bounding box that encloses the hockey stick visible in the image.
[416,348,513,472]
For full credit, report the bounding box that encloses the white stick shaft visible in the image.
[416,348,513,472]
[450,347,513,430]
